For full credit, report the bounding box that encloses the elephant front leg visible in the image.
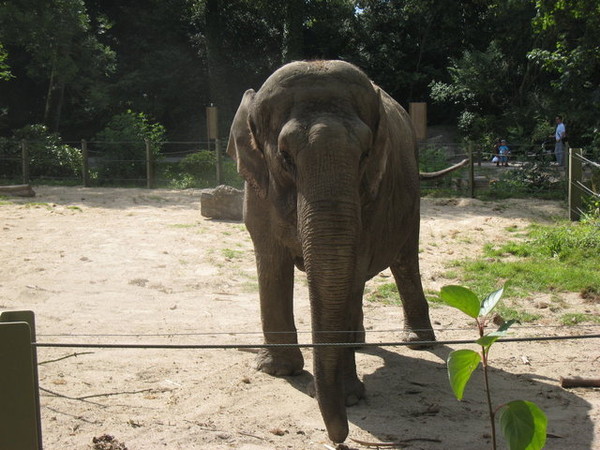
[254,244,304,376]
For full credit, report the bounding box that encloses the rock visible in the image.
[200,185,244,221]
[0,184,35,197]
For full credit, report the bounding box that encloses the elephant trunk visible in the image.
[298,197,360,443]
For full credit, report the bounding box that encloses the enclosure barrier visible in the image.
[11,139,225,188]
[2,308,600,447]
[0,311,42,450]
[569,148,600,221]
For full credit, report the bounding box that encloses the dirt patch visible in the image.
[0,186,598,449]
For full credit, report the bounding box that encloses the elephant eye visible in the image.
[360,150,370,165]
[278,149,296,173]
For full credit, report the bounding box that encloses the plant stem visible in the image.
[477,318,497,450]
[481,347,497,450]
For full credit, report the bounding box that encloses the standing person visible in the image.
[554,115,566,166]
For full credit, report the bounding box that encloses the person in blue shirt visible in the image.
[498,139,510,167]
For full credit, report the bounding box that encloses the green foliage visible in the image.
[498,401,548,450]
[366,282,399,305]
[13,124,82,178]
[487,162,565,200]
[454,221,600,299]
[560,313,600,326]
[0,42,12,81]
[0,0,116,130]
[419,145,452,172]
[447,349,481,400]
[93,110,164,184]
[165,152,243,189]
[440,285,547,450]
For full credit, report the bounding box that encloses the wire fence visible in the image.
[32,322,600,350]
[0,138,597,206]
[569,148,600,220]
[0,139,243,189]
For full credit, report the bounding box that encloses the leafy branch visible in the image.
[440,285,547,450]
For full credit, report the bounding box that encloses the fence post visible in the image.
[468,142,475,198]
[569,148,583,221]
[215,138,222,186]
[81,139,90,187]
[145,139,154,189]
[21,139,30,184]
[0,310,42,450]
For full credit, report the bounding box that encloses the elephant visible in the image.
[226,60,460,443]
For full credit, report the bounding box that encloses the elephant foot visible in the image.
[402,327,436,350]
[256,348,304,376]
[307,377,365,406]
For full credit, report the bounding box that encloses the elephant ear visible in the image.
[226,89,268,199]
[365,88,391,198]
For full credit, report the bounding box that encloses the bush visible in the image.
[13,124,82,179]
[0,136,20,180]
[166,151,243,189]
[488,161,564,199]
[94,110,165,184]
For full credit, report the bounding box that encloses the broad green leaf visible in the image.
[447,349,481,400]
[477,334,500,348]
[498,400,547,450]
[440,285,480,318]
[479,286,505,316]
[476,319,518,349]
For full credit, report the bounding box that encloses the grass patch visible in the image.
[169,223,197,229]
[222,248,245,260]
[366,282,399,305]
[452,221,600,299]
[23,202,53,210]
[560,313,600,326]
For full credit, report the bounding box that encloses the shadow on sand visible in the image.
[284,344,593,449]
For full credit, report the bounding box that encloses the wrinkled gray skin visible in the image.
[227,60,436,443]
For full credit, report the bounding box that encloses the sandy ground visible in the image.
[0,186,598,450]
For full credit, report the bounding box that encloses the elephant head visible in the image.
[227,60,420,443]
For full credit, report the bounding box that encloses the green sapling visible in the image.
[440,285,547,450]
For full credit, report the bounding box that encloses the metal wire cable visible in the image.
[33,333,600,350]
[35,323,600,338]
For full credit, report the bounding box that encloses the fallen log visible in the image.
[560,376,600,388]
[0,184,36,197]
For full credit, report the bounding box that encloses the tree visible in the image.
[0,0,115,132]
[92,0,209,140]
[528,0,600,150]
[0,43,11,81]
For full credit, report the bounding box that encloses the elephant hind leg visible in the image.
[390,255,435,349]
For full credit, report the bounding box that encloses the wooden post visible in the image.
[145,139,154,189]
[0,311,42,450]
[569,148,583,221]
[215,138,222,186]
[207,105,220,186]
[409,102,427,141]
[81,139,90,187]
[469,143,475,198]
[21,139,30,184]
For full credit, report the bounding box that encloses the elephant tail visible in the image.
[419,158,469,180]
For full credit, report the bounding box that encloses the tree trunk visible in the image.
[204,0,234,134]
[282,0,304,63]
